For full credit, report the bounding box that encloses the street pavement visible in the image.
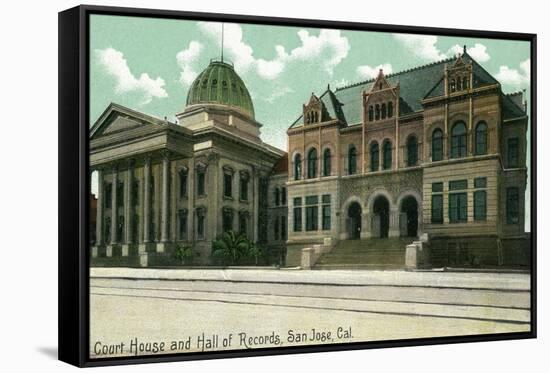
[89,268,531,359]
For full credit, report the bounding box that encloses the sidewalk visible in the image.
[90,267,531,291]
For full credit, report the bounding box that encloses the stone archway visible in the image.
[396,190,422,238]
[400,196,418,237]
[372,195,390,238]
[347,202,362,240]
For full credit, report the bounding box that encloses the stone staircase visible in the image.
[314,238,412,270]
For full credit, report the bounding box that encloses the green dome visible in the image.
[186,60,255,119]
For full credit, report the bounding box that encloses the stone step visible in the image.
[313,263,405,270]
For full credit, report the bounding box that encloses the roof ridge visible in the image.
[335,56,456,92]
[506,90,525,96]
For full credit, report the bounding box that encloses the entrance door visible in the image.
[347,202,362,239]
[401,196,419,237]
[373,196,390,238]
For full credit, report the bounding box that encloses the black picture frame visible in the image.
[58,4,537,368]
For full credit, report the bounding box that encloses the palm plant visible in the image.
[212,231,259,265]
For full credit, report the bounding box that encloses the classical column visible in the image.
[158,152,170,252]
[106,166,118,257]
[143,157,151,244]
[252,168,259,242]
[360,211,370,239]
[93,168,104,257]
[122,160,133,256]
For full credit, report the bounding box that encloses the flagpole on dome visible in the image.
[221,22,224,63]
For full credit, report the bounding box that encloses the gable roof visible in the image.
[290,52,515,128]
[90,102,171,139]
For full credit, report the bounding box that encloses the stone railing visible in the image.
[405,233,431,270]
[300,238,335,269]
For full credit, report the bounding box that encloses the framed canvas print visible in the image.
[58,4,537,367]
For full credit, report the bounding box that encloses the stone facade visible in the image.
[90,61,284,266]
[285,50,529,267]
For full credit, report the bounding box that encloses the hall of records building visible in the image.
[90,46,530,269]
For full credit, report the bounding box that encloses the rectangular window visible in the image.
[240,178,248,201]
[293,197,302,232]
[239,213,247,235]
[322,194,331,230]
[274,188,280,206]
[449,179,468,191]
[222,209,233,232]
[474,191,487,221]
[281,216,287,240]
[223,174,233,198]
[274,217,280,240]
[506,187,519,224]
[474,177,487,189]
[431,195,443,224]
[104,183,112,208]
[197,172,205,196]
[508,137,519,168]
[281,187,287,205]
[449,193,467,223]
[306,206,318,231]
[117,181,124,207]
[432,182,443,193]
[305,195,319,231]
[197,213,205,239]
[178,210,188,240]
[179,170,188,198]
[132,180,140,205]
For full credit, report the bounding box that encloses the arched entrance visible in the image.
[347,202,362,239]
[373,196,390,238]
[400,196,419,237]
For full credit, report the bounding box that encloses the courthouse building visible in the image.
[90,60,284,266]
[90,47,529,268]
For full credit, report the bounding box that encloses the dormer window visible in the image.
[368,105,374,121]
[450,79,456,92]
[388,101,394,118]
[381,103,387,119]
[375,104,381,120]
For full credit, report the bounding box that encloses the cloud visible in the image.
[357,63,393,79]
[495,58,530,88]
[197,22,350,80]
[95,47,168,104]
[448,43,490,62]
[393,34,447,61]
[393,34,491,63]
[263,86,294,103]
[176,41,204,86]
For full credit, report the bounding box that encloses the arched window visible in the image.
[450,78,456,92]
[323,148,331,176]
[375,104,380,120]
[368,106,374,121]
[451,121,467,158]
[475,121,487,155]
[348,145,357,175]
[463,76,468,90]
[383,140,392,170]
[307,148,317,179]
[294,154,302,180]
[314,111,319,123]
[370,142,379,172]
[388,101,394,118]
[407,136,418,166]
[432,129,443,161]
[457,77,462,91]
[381,103,387,119]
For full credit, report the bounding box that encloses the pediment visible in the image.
[90,103,161,139]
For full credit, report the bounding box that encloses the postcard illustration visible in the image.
[88,14,532,359]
